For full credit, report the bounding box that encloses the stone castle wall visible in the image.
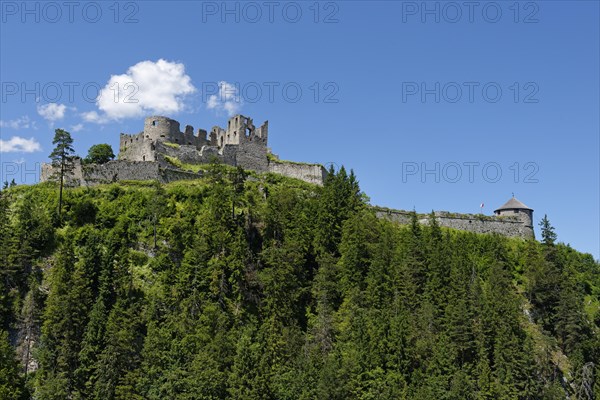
[119,132,156,162]
[268,161,328,186]
[41,160,202,186]
[80,161,162,184]
[236,139,269,172]
[41,158,86,186]
[117,115,275,177]
[41,155,327,187]
[119,116,211,163]
[374,208,534,239]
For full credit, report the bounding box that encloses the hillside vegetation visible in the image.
[0,165,598,399]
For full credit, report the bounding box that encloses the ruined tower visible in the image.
[210,115,268,152]
[143,116,181,142]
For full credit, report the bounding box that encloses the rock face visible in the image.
[41,114,327,186]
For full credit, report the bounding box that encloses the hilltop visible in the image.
[40,115,537,240]
[0,168,598,399]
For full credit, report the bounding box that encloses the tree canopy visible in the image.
[0,169,597,399]
[84,144,115,165]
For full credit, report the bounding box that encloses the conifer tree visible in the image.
[49,129,75,219]
[539,214,557,246]
[0,330,26,400]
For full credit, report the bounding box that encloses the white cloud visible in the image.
[206,81,242,116]
[81,111,108,124]
[71,123,84,132]
[37,103,67,122]
[0,136,42,153]
[0,116,36,130]
[85,59,196,123]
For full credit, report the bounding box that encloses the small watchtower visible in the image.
[494,196,534,229]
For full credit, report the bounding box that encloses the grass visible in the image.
[163,155,243,174]
[162,142,180,149]
[269,157,319,167]
[163,156,203,173]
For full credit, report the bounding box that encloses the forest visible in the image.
[0,163,598,399]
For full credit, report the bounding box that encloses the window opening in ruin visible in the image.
[152,121,157,126]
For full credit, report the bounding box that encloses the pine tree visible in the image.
[0,169,594,400]
[555,273,587,354]
[539,214,557,246]
[48,129,76,219]
[0,329,27,400]
[314,166,363,255]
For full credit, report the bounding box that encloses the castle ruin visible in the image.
[40,115,535,239]
[41,114,327,186]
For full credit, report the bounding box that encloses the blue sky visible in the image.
[1,1,598,258]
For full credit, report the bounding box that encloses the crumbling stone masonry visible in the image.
[41,114,327,186]
[40,115,535,239]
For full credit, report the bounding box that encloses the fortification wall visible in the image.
[144,116,181,142]
[374,208,414,224]
[222,145,237,166]
[119,132,155,162]
[41,160,203,186]
[268,161,327,185]
[40,163,50,182]
[374,208,534,239]
[155,142,203,165]
[81,161,161,184]
[236,140,269,172]
[178,129,209,148]
[40,158,85,186]
[41,115,322,186]
[428,211,534,238]
[160,168,203,182]
[120,116,210,163]
[200,145,220,161]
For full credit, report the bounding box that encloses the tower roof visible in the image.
[494,197,533,213]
